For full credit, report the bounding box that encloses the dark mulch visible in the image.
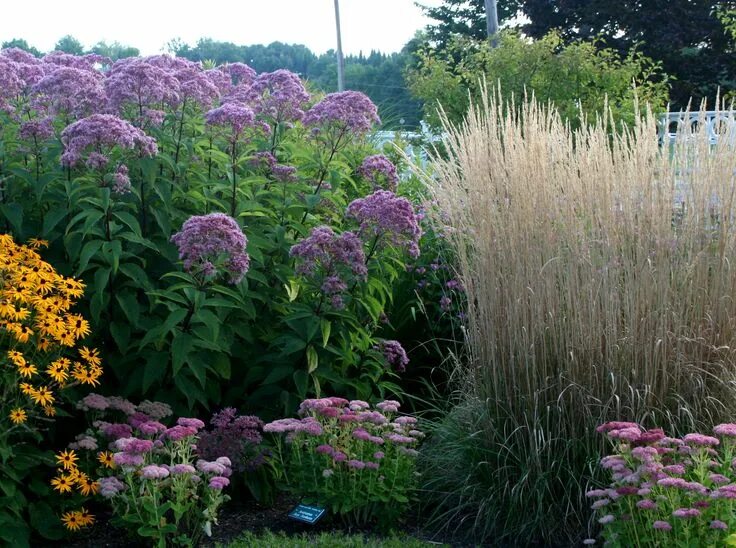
[38,495,465,547]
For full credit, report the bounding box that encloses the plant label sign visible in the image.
[288,503,326,524]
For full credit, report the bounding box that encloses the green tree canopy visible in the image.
[406,31,670,129]
[1,38,41,57]
[53,35,85,55]
[420,0,736,108]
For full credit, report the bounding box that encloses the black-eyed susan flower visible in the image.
[98,451,114,468]
[51,474,74,494]
[19,382,34,395]
[79,346,101,367]
[56,449,78,470]
[43,405,56,417]
[27,238,49,249]
[7,350,25,366]
[59,277,85,298]
[46,361,69,383]
[9,408,27,424]
[29,386,54,407]
[76,475,99,496]
[65,314,90,339]
[61,510,82,531]
[16,361,38,378]
[72,366,100,387]
[77,508,95,526]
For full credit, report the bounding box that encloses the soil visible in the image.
[40,495,463,547]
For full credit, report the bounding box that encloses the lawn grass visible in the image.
[224,530,446,547]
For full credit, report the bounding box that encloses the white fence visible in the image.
[659,111,736,145]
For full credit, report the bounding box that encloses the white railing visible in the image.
[659,111,736,145]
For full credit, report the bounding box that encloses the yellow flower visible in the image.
[97,451,115,469]
[79,346,102,367]
[43,405,56,417]
[65,314,90,339]
[56,449,78,471]
[7,350,25,366]
[16,362,38,378]
[72,366,100,387]
[56,330,75,347]
[9,408,27,424]
[46,361,69,383]
[10,323,34,343]
[27,238,49,249]
[61,510,82,531]
[58,277,85,299]
[29,386,54,407]
[37,336,54,352]
[19,382,34,395]
[76,475,99,496]
[77,508,95,526]
[0,299,14,318]
[51,474,74,494]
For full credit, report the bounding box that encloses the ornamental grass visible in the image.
[419,90,736,544]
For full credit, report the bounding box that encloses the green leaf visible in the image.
[109,321,131,352]
[293,370,308,398]
[41,208,67,238]
[0,203,23,235]
[76,239,104,275]
[116,292,141,325]
[285,279,300,302]
[142,353,168,392]
[171,334,193,376]
[306,345,318,373]
[112,210,142,236]
[29,502,64,540]
[321,320,331,348]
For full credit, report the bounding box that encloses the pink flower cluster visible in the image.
[587,421,736,544]
[358,154,399,192]
[264,397,423,475]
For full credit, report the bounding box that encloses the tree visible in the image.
[1,38,41,57]
[53,35,84,55]
[421,0,736,108]
[89,41,140,61]
[406,31,670,129]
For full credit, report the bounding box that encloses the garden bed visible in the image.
[51,495,455,547]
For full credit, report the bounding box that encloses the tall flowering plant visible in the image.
[0,234,103,545]
[586,421,736,546]
[264,397,423,527]
[1,48,423,418]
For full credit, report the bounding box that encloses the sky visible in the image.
[1,0,443,56]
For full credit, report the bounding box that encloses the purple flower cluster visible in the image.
[105,56,181,122]
[245,69,310,124]
[205,101,258,142]
[303,91,380,137]
[375,340,409,373]
[170,213,250,284]
[347,190,422,259]
[589,421,736,544]
[358,155,399,192]
[32,66,106,117]
[60,113,157,168]
[197,408,266,472]
[290,226,367,309]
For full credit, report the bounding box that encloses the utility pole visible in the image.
[484,0,499,47]
[334,0,345,91]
